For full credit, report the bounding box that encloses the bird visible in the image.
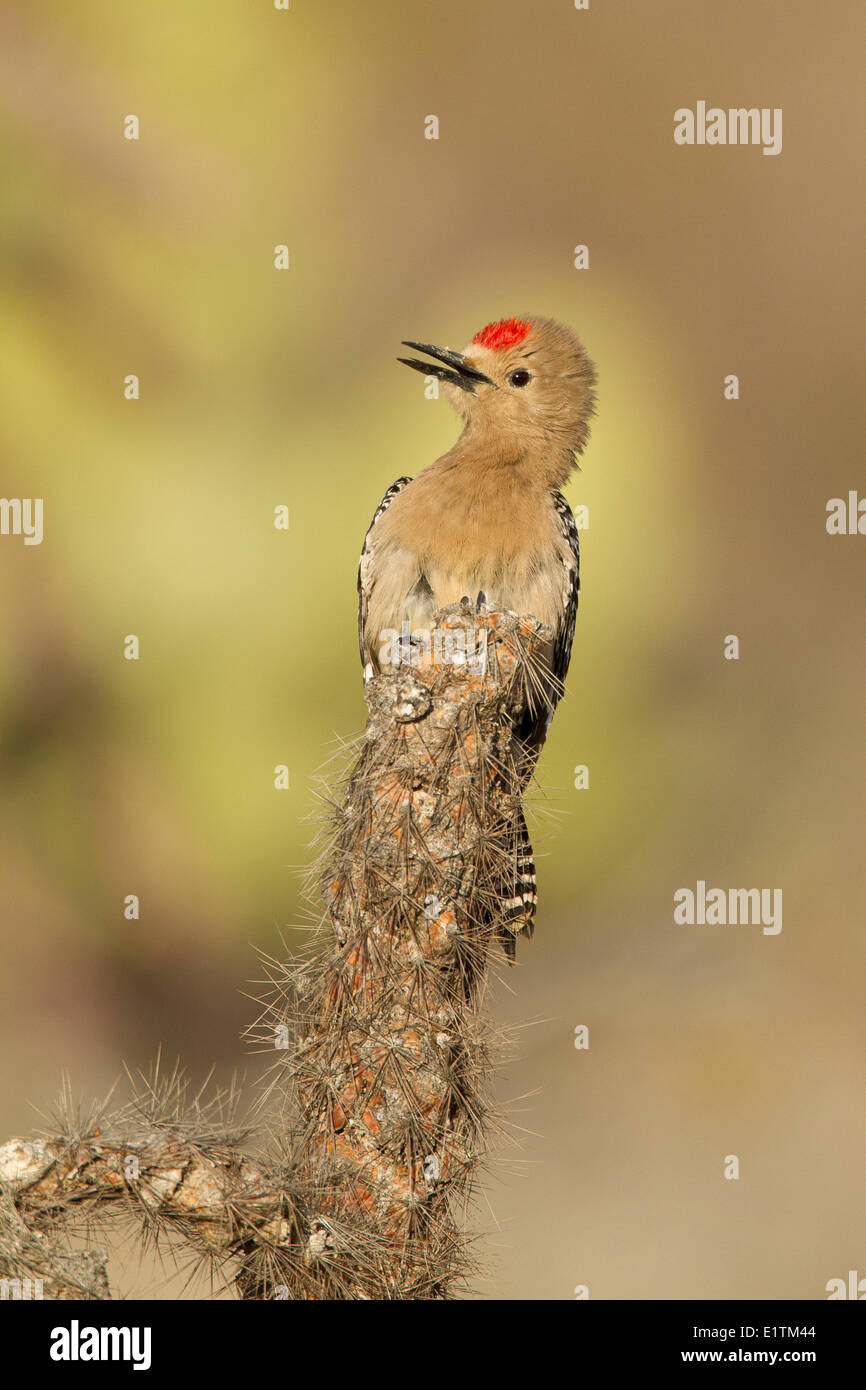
[357,315,597,953]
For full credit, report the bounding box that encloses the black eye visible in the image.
[508,369,532,388]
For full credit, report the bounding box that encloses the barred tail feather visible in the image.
[499,807,538,959]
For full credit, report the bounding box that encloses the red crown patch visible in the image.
[471,317,532,351]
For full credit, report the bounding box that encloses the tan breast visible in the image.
[364,457,570,666]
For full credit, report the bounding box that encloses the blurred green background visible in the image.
[0,1,863,1298]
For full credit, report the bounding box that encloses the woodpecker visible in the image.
[357,315,596,952]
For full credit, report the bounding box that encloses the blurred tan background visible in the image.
[0,0,863,1299]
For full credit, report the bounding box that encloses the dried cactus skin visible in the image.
[0,609,547,1301]
[271,606,549,1299]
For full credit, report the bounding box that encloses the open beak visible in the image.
[397,341,496,394]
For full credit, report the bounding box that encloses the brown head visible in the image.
[399,315,597,483]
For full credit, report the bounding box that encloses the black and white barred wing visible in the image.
[357,476,412,678]
[550,490,581,697]
[515,490,580,764]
